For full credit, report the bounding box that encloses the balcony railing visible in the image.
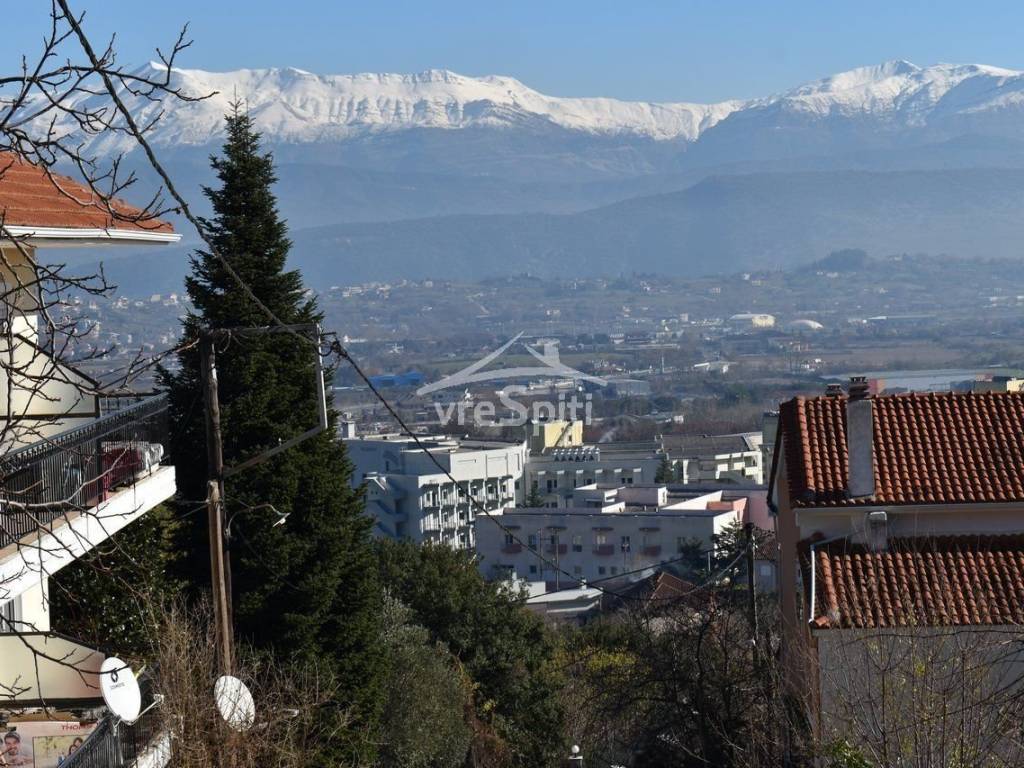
[64,674,165,768]
[0,395,169,550]
[593,544,615,556]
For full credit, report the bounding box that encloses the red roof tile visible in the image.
[0,153,174,235]
[807,535,1024,629]
[778,391,1024,508]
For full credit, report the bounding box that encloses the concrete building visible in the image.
[662,432,765,485]
[0,153,178,748]
[527,418,583,453]
[524,429,765,507]
[729,313,776,330]
[475,484,746,586]
[345,433,527,549]
[526,441,668,507]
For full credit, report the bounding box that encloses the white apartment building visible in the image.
[662,432,765,485]
[345,433,527,549]
[526,442,667,508]
[475,484,746,585]
[525,431,764,508]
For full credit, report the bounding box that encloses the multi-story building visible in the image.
[0,155,178,747]
[345,433,527,548]
[525,429,764,507]
[662,432,765,485]
[475,484,747,585]
[525,442,668,507]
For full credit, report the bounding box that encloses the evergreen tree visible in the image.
[524,483,546,508]
[164,106,383,755]
[654,454,674,483]
[377,540,566,767]
[50,504,183,658]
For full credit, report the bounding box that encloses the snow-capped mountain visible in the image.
[80,59,1024,155]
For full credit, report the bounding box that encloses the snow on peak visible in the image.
[78,60,1024,151]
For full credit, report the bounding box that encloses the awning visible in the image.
[0,633,104,707]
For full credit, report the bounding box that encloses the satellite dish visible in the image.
[100,657,141,723]
[214,675,256,731]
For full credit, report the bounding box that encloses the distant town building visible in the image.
[662,432,765,485]
[344,434,527,549]
[475,485,747,585]
[527,419,583,453]
[526,441,667,508]
[729,313,776,329]
[973,376,1024,393]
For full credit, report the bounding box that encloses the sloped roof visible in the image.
[777,391,1024,508]
[0,153,177,241]
[807,535,1024,629]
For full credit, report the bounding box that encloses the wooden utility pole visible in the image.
[744,522,759,671]
[201,334,233,675]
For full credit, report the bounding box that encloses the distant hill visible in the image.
[281,168,1024,283]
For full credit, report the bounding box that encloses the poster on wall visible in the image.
[2,721,94,767]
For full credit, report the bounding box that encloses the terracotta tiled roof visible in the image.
[777,391,1024,508]
[0,153,174,235]
[601,570,703,611]
[807,535,1024,629]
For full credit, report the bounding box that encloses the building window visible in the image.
[529,565,537,575]
[528,534,538,549]
[625,476,634,484]
[621,535,631,553]
[504,533,515,546]
[573,565,583,576]
[546,479,556,492]
[572,534,583,552]
[595,533,608,546]
[598,566,606,576]
[611,566,618,575]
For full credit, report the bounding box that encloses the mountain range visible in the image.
[67,60,1024,289]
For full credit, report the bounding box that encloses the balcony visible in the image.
[593,544,614,556]
[0,395,174,602]
[642,545,662,557]
[545,544,568,555]
[501,543,523,554]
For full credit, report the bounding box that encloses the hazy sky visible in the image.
[7,1,1024,102]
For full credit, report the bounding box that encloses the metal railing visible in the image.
[0,395,169,550]
[63,674,166,768]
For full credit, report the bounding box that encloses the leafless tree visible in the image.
[817,624,1024,767]
[150,600,360,768]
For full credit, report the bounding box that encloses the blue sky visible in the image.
[7,1,1024,102]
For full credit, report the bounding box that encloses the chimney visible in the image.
[866,510,889,552]
[846,376,875,499]
[825,383,843,397]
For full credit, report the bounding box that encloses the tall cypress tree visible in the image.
[164,106,383,751]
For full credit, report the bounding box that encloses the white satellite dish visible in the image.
[214,675,256,731]
[100,657,141,723]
